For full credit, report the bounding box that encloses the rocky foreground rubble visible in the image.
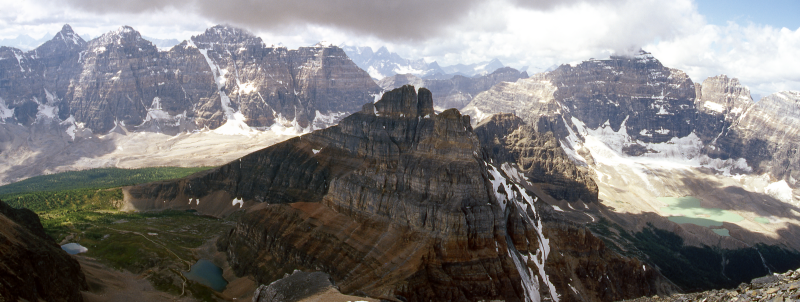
[623,269,800,302]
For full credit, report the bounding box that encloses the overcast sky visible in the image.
[1,0,798,98]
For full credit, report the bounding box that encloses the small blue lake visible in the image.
[183,259,227,292]
[61,243,88,255]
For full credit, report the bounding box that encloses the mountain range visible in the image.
[0,22,799,302]
[342,45,511,80]
[0,24,380,185]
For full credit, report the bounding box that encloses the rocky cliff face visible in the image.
[712,91,800,197]
[465,51,710,147]
[378,67,528,110]
[0,199,88,301]
[462,50,798,187]
[474,113,598,204]
[127,85,670,301]
[694,75,753,122]
[0,24,380,135]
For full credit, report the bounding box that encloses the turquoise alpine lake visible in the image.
[183,259,227,291]
[658,196,744,227]
[60,243,88,254]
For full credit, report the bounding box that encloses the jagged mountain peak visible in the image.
[31,24,85,55]
[191,24,262,47]
[90,25,149,47]
[53,24,85,46]
[369,85,435,118]
[563,49,663,71]
[695,74,753,119]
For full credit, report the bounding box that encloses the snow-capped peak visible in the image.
[55,24,85,46]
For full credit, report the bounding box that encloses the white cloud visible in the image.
[649,22,800,98]
[0,0,799,96]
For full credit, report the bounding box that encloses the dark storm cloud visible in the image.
[510,0,626,10]
[49,0,486,40]
[48,0,620,41]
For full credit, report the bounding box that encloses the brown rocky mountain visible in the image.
[0,199,88,301]
[378,67,528,110]
[125,85,672,301]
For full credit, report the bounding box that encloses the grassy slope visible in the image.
[0,166,231,301]
[0,166,211,197]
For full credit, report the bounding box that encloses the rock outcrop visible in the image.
[625,268,800,302]
[0,199,88,301]
[128,85,671,301]
[474,113,598,203]
[694,75,753,122]
[251,271,338,302]
[378,67,528,110]
[711,91,800,191]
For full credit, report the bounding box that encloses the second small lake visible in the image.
[61,243,88,255]
[183,259,227,292]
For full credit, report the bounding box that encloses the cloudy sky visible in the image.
[1,0,798,98]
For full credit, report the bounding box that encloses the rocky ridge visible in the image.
[624,269,800,302]
[378,67,529,110]
[126,85,672,301]
[0,199,88,301]
[0,24,379,134]
[342,45,509,80]
[342,45,446,80]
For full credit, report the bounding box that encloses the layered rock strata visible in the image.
[127,85,669,301]
[0,24,380,134]
[0,199,88,301]
[474,113,598,203]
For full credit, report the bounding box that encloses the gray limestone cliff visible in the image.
[0,24,380,135]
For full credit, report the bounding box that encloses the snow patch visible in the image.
[571,116,751,176]
[267,110,312,136]
[13,51,25,72]
[232,197,243,208]
[0,97,15,121]
[704,102,725,113]
[312,148,321,154]
[312,110,347,130]
[371,91,385,103]
[213,111,255,136]
[765,180,794,204]
[552,206,564,212]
